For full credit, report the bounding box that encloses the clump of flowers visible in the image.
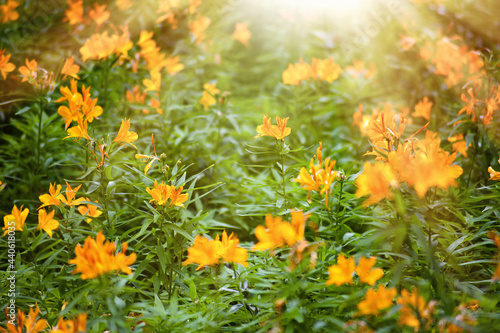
[69,231,137,279]
[253,210,309,250]
[255,115,291,141]
[1,303,47,333]
[282,57,342,85]
[146,181,188,208]
[294,142,338,207]
[326,255,384,286]
[183,231,248,270]
[459,80,500,126]
[79,25,133,62]
[397,287,437,330]
[357,284,397,315]
[49,313,87,333]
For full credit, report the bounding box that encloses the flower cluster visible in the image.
[294,142,338,207]
[253,210,309,250]
[183,231,248,270]
[282,57,342,85]
[459,80,500,126]
[49,314,87,333]
[146,180,189,208]
[326,255,384,286]
[397,287,437,330]
[79,25,133,62]
[69,231,137,279]
[0,303,47,333]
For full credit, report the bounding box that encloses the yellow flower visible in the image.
[79,26,133,62]
[113,119,138,149]
[1,303,47,333]
[326,254,355,286]
[146,181,189,207]
[412,96,433,120]
[488,159,500,181]
[311,57,342,83]
[0,0,20,23]
[355,162,398,206]
[69,231,136,279]
[63,0,84,25]
[282,59,313,85]
[61,56,80,80]
[448,133,469,157]
[18,58,38,83]
[37,209,59,238]
[199,83,220,110]
[39,183,64,209]
[164,56,184,75]
[232,22,251,47]
[183,231,248,270]
[294,142,337,207]
[189,14,211,44]
[255,115,291,140]
[0,49,15,79]
[253,211,308,251]
[2,204,28,236]
[143,70,161,92]
[357,284,397,315]
[356,256,384,286]
[397,287,437,330]
[59,181,85,206]
[77,198,103,223]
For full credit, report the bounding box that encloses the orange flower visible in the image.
[61,56,80,80]
[59,181,85,206]
[64,114,90,140]
[183,231,248,270]
[255,115,291,140]
[448,133,469,157]
[0,0,20,23]
[50,314,87,333]
[311,57,342,83]
[189,14,211,44]
[355,162,398,206]
[0,49,15,79]
[199,82,220,110]
[88,3,110,26]
[326,254,355,286]
[80,27,133,62]
[1,303,47,333]
[294,142,338,207]
[2,204,28,236]
[37,209,59,238]
[232,22,251,47]
[356,256,384,286]
[412,97,433,120]
[143,70,161,92]
[64,0,84,25]
[488,161,500,181]
[282,59,313,85]
[164,56,184,75]
[39,183,64,209]
[253,211,308,250]
[146,181,189,207]
[113,119,138,149]
[357,284,397,315]
[397,287,437,330]
[18,58,38,83]
[77,198,103,223]
[156,0,179,27]
[69,231,136,279]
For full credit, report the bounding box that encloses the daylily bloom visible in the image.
[357,284,397,315]
[199,83,220,110]
[63,0,84,25]
[143,71,161,92]
[355,162,399,206]
[0,0,20,23]
[39,183,64,209]
[356,256,384,286]
[326,254,355,286]
[253,211,308,250]
[146,181,188,207]
[412,97,433,120]
[69,231,136,279]
[77,198,103,223]
[311,57,342,83]
[59,181,85,206]
[255,115,291,140]
[37,209,59,238]
[18,58,38,83]
[232,22,251,47]
[61,56,80,80]
[0,303,47,333]
[488,166,500,181]
[113,119,138,149]
[189,14,210,44]
[183,231,248,270]
[397,287,437,330]
[2,204,29,236]
[50,314,87,333]
[282,59,313,85]
[0,49,15,79]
